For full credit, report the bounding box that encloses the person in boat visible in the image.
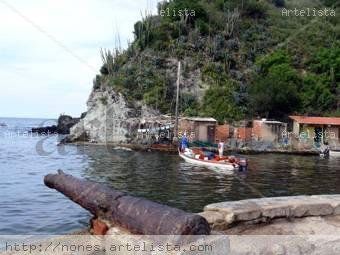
[218,140,225,158]
[180,132,189,153]
[320,142,330,157]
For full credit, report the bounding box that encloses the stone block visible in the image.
[262,205,291,219]
[311,195,340,214]
[291,203,333,217]
[227,202,261,221]
[198,211,225,225]
[333,205,340,215]
[205,200,262,222]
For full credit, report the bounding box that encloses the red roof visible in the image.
[290,116,340,126]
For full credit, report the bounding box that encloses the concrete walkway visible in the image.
[200,195,340,232]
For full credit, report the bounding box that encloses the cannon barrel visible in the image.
[44,171,210,235]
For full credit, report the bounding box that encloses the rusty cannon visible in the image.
[44,170,211,235]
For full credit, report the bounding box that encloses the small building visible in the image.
[235,126,253,141]
[215,119,286,143]
[232,120,253,142]
[289,116,340,144]
[215,124,231,143]
[136,116,174,143]
[179,117,217,143]
[216,122,253,142]
[252,119,287,142]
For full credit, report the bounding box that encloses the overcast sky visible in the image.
[0,0,158,118]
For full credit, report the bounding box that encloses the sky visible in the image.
[0,0,159,118]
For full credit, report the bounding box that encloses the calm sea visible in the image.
[1,117,340,235]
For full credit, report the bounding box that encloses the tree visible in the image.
[201,82,243,123]
[300,73,336,114]
[309,45,340,111]
[310,46,340,83]
[250,51,301,118]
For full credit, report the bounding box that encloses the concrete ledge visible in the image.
[201,195,340,230]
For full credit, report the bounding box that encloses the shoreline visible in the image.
[62,141,319,156]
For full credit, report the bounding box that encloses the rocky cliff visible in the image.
[67,86,161,143]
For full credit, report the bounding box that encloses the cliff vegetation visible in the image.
[94,0,339,123]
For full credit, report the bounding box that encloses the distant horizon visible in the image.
[0,115,58,119]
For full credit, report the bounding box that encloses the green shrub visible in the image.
[320,0,339,7]
[202,62,228,86]
[143,85,170,113]
[133,21,144,40]
[272,0,285,7]
[214,0,243,11]
[100,65,109,75]
[243,0,268,18]
[195,19,210,35]
[256,50,291,74]
[180,93,199,115]
[201,82,244,123]
[133,16,154,49]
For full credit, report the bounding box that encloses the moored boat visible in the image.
[113,146,133,151]
[179,148,247,171]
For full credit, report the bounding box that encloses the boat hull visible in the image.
[179,153,238,171]
[330,150,340,157]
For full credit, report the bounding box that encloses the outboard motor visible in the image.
[319,143,330,158]
[320,147,330,158]
[238,158,248,171]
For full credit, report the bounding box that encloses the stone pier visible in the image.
[200,195,340,234]
[197,195,340,254]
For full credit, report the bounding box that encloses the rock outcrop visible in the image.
[31,125,58,134]
[31,115,80,135]
[57,115,81,134]
[66,86,161,144]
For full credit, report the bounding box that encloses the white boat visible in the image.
[179,150,247,171]
[113,146,133,151]
[330,150,340,157]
